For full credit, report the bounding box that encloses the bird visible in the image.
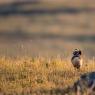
[71,49,83,69]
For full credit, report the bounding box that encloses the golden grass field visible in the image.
[0,56,95,95]
[0,1,95,94]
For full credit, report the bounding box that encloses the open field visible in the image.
[0,57,95,95]
[0,1,94,57]
[0,10,95,57]
[0,1,94,95]
[0,0,95,8]
[0,13,95,57]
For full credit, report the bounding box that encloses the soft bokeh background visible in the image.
[0,0,95,58]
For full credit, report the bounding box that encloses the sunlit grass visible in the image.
[0,57,94,94]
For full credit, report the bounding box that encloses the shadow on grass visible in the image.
[30,88,66,95]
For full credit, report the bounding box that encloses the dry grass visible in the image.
[0,0,95,8]
[0,13,95,36]
[0,14,95,57]
[0,1,94,57]
[0,56,95,95]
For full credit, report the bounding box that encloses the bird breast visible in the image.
[72,57,83,66]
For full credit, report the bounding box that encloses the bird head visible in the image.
[73,49,82,56]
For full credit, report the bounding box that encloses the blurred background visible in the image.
[0,0,95,58]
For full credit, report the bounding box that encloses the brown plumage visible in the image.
[71,49,83,69]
